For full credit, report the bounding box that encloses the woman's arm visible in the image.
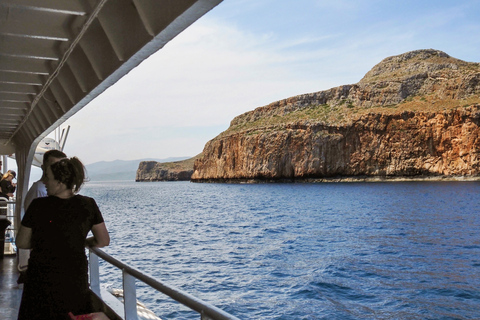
[86,222,110,248]
[16,224,32,249]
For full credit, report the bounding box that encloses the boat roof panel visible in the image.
[0,0,222,154]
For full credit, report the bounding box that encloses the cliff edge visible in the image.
[136,156,199,182]
[191,49,480,182]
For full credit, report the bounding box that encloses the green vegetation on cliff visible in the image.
[193,50,480,181]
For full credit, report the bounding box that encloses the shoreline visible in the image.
[190,175,480,183]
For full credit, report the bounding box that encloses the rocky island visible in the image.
[191,49,480,182]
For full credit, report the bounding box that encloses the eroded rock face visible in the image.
[136,161,193,181]
[192,106,480,180]
[191,50,480,181]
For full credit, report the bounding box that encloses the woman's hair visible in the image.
[50,157,87,193]
[1,171,13,180]
[43,149,67,165]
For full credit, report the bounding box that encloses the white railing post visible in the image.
[89,251,100,295]
[123,270,138,320]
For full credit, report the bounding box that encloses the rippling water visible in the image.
[82,181,480,319]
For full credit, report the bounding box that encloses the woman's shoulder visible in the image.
[31,195,54,204]
[74,194,98,206]
[27,195,58,210]
[74,194,94,201]
[32,195,94,205]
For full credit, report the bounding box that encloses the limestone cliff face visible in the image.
[192,49,480,181]
[136,158,195,182]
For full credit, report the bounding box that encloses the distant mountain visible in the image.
[85,157,190,181]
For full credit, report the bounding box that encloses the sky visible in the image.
[37,0,480,165]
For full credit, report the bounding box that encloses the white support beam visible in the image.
[48,81,71,114]
[56,69,80,105]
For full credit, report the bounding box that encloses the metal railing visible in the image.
[89,247,241,320]
[0,198,15,217]
[1,198,16,255]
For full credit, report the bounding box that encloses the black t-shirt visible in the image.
[19,194,105,319]
[0,179,12,198]
[0,178,15,194]
[22,194,104,272]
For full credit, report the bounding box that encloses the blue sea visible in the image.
[81,181,480,320]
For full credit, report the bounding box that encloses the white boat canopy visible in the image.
[0,0,222,225]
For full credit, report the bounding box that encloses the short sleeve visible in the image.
[89,197,104,225]
[21,198,40,228]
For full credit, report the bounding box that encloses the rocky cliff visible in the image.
[136,156,198,181]
[191,49,480,181]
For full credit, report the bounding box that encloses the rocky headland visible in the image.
[136,156,198,181]
[191,49,480,182]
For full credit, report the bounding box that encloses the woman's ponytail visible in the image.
[69,157,86,192]
[50,157,88,193]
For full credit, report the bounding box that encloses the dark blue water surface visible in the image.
[82,181,480,320]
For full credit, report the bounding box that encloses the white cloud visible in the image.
[64,16,357,163]
[60,0,480,164]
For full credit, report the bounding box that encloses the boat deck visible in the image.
[0,254,22,319]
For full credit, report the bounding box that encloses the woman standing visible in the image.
[16,157,110,319]
[0,170,16,198]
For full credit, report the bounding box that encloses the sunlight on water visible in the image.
[82,181,480,319]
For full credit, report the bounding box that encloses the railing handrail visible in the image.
[89,247,241,320]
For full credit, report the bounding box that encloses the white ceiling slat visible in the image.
[0,58,51,75]
[0,0,87,16]
[0,93,32,103]
[0,2,73,47]
[0,125,16,130]
[0,114,23,120]
[0,73,44,86]
[0,106,27,115]
[0,83,38,95]
[0,132,16,141]
[0,37,59,61]
[0,99,31,104]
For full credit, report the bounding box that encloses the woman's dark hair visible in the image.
[43,149,67,165]
[50,157,86,193]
